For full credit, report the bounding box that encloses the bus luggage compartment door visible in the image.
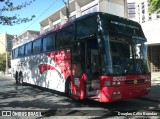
[70,75,86,100]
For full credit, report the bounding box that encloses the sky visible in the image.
[0,0,65,35]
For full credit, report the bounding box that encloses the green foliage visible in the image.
[0,0,36,25]
[149,0,160,13]
[0,53,6,72]
[0,53,11,72]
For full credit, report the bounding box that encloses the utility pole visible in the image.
[62,0,70,21]
[66,0,70,21]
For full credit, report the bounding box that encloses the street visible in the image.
[0,74,160,119]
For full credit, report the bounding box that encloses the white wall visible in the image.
[106,2,125,17]
[141,20,160,44]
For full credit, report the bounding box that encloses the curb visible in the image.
[139,97,160,103]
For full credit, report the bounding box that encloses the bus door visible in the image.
[71,38,100,100]
[85,38,100,99]
[71,42,86,100]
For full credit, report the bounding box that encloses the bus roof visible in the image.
[75,12,146,40]
[13,12,146,49]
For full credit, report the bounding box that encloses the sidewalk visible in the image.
[141,72,160,102]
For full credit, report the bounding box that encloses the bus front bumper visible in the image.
[100,83,151,102]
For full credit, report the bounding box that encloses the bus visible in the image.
[11,12,151,102]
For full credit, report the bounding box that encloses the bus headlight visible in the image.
[117,91,121,94]
[113,92,117,95]
[113,81,116,85]
[117,81,121,85]
[113,81,121,85]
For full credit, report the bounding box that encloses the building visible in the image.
[127,0,160,23]
[0,33,13,54]
[127,0,160,72]
[40,0,128,34]
[12,30,40,47]
[12,0,127,48]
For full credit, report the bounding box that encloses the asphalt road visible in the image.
[0,75,160,119]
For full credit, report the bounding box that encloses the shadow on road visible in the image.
[0,79,160,118]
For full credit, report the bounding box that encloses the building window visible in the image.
[149,13,152,20]
[128,9,136,14]
[142,9,145,14]
[141,2,144,9]
[157,13,160,19]
[128,2,136,19]
[128,2,136,9]
[142,12,145,23]
[128,13,136,19]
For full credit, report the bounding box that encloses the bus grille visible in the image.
[124,79,145,84]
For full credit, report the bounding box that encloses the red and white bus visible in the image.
[11,12,151,102]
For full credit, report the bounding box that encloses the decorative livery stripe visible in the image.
[38,64,63,78]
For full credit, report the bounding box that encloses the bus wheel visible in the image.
[68,80,72,97]
[19,72,23,85]
[65,77,71,97]
[15,72,18,84]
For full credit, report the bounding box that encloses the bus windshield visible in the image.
[101,34,150,75]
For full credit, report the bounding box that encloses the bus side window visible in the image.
[32,38,42,54]
[56,25,74,49]
[12,50,15,59]
[25,42,32,55]
[18,45,25,57]
[76,16,97,40]
[14,48,19,58]
[42,33,55,52]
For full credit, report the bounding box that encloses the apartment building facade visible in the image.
[128,0,160,72]
[12,30,40,48]
[12,0,127,48]
[0,33,13,54]
[40,0,128,33]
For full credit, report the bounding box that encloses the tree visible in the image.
[0,53,6,73]
[149,0,160,13]
[0,53,11,73]
[0,0,36,25]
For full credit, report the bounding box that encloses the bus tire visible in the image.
[19,72,23,85]
[15,72,18,85]
[65,77,71,97]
